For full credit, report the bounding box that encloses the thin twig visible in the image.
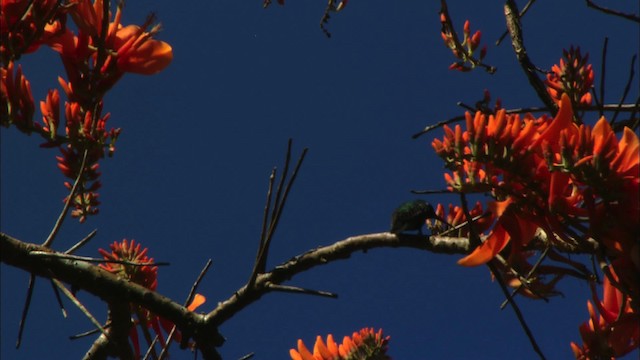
[611,54,637,126]
[631,96,640,131]
[440,0,496,73]
[598,38,609,117]
[264,147,308,248]
[143,336,160,360]
[456,191,545,358]
[411,189,454,195]
[319,0,346,38]
[136,309,159,360]
[500,246,551,309]
[266,282,338,298]
[585,0,640,23]
[249,168,276,287]
[271,140,293,230]
[65,229,98,254]
[70,323,111,340]
[254,140,308,278]
[42,148,89,248]
[488,261,547,359]
[412,103,640,139]
[15,274,36,348]
[412,114,466,139]
[435,213,490,237]
[50,279,68,317]
[29,251,170,266]
[158,259,213,360]
[52,278,108,338]
[185,259,213,308]
[458,192,480,248]
[254,141,294,274]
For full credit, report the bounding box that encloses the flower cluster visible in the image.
[545,47,594,111]
[571,264,639,358]
[440,12,487,72]
[2,0,172,222]
[99,239,159,290]
[290,328,390,360]
[428,202,494,236]
[1,61,34,132]
[99,239,206,358]
[431,81,639,357]
[0,0,62,61]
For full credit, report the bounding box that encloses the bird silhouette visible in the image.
[390,200,437,234]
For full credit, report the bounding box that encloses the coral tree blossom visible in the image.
[290,328,391,360]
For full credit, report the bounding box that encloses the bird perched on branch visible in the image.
[390,200,438,234]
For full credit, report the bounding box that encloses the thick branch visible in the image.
[0,233,224,358]
[2,228,597,356]
[504,0,557,113]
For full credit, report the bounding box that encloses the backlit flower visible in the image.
[1,61,34,132]
[571,265,639,359]
[0,0,63,60]
[546,47,594,109]
[439,10,488,72]
[47,0,173,100]
[429,201,493,236]
[98,240,209,357]
[434,94,638,301]
[99,239,158,290]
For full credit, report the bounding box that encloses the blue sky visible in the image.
[2,1,639,359]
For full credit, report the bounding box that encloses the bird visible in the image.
[390,200,437,234]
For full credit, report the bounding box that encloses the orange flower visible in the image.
[39,89,60,140]
[99,239,158,290]
[290,328,390,360]
[110,23,173,75]
[47,0,173,98]
[457,213,510,267]
[1,61,35,133]
[529,93,577,152]
[439,9,488,72]
[0,0,63,60]
[430,202,493,236]
[571,265,639,359]
[99,240,210,357]
[546,47,594,108]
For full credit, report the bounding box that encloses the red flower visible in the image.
[1,62,35,132]
[99,239,158,290]
[98,240,208,357]
[0,0,64,60]
[571,264,640,359]
[430,201,494,236]
[545,47,594,109]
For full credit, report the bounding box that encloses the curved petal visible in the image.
[529,93,574,151]
[611,127,640,176]
[293,339,315,360]
[187,293,206,311]
[313,336,333,359]
[458,220,510,266]
[119,39,173,75]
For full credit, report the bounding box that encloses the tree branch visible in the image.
[1,227,598,357]
[504,0,557,113]
[205,229,598,327]
[0,232,223,359]
[585,0,640,23]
